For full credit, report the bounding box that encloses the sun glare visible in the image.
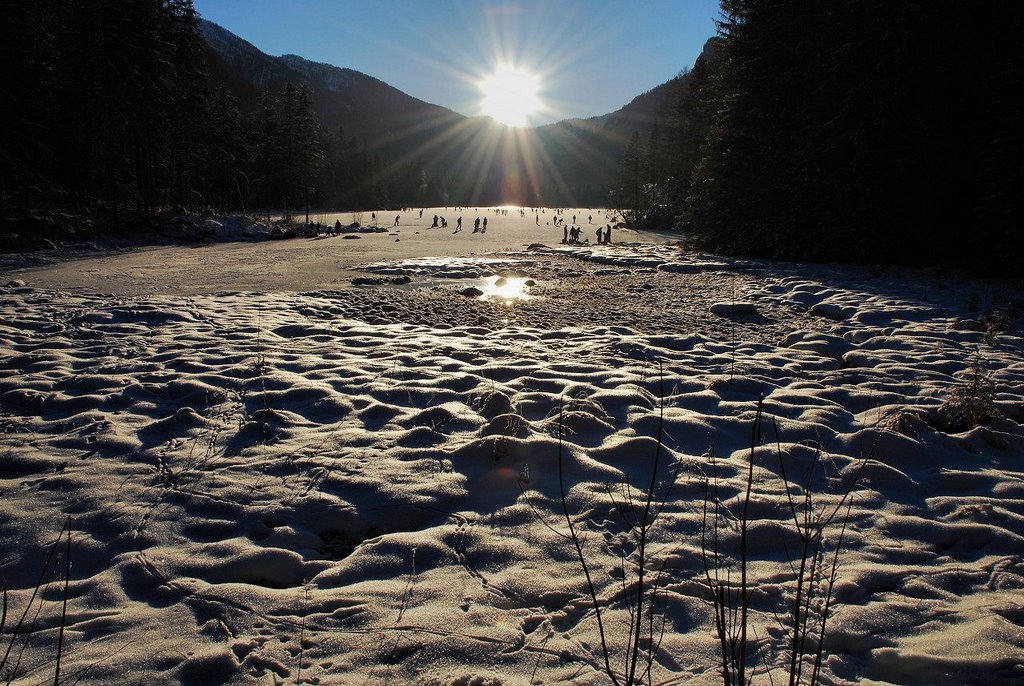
[479,66,542,127]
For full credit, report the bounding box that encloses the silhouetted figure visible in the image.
[588,214,593,224]
[455,216,462,232]
[482,217,488,233]
[419,209,423,219]
[536,215,539,225]
[596,227,602,244]
[473,217,480,233]
[395,214,400,226]
[572,214,576,224]
[372,212,376,224]
[334,219,341,235]
[604,225,612,244]
[563,225,568,243]
[441,216,447,228]
[431,215,439,228]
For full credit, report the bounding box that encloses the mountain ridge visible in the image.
[200,18,705,206]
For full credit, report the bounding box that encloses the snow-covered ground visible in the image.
[1,210,1022,685]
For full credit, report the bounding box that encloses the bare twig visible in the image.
[701,399,763,686]
[520,364,678,686]
[296,582,309,684]
[2,518,70,676]
[555,398,619,685]
[54,522,72,686]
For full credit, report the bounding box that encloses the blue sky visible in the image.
[194,0,721,126]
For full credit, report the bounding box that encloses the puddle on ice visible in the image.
[479,275,534,302]
[356,255,539,302]
[384,274,537,302]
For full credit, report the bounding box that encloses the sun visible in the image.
[479,66,542,127]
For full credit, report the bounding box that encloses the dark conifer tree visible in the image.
[684,0,1023,272]
[293,84,323,218]
[204,87,248,211]
[618,131,644,225]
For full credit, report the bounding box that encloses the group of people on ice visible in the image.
[316,208,614,244]
[451,216,487,233]
[562,223,613,245]
[392,213,494,234]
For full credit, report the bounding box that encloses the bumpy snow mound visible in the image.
[0,271,1022,685]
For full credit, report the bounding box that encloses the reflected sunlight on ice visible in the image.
[479,275,533,302]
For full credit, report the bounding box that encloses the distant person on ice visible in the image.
[334,219,341,235]
[596,226,602,244]
[473,217,480,233]
[431,215,439,228]
[454,216,462,233]
[372,212,376,224]
[482,217,488,233]
[395,214,400,226]
[536,214,540,225]
[419,209,423,219]
[563,225,568,243]
[440,216,447,228]
[604,225,612,244]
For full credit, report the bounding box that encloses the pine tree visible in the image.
[619,131,644,225]
[204,87,248,211]
[293,84,323,221]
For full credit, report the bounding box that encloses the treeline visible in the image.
[209,83,389,214]
[0,0,388,228]
[615,45,717,231]
[2,0,207,226]
[620,1,1023,272]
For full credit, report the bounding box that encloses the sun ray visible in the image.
[512,126,574,207]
